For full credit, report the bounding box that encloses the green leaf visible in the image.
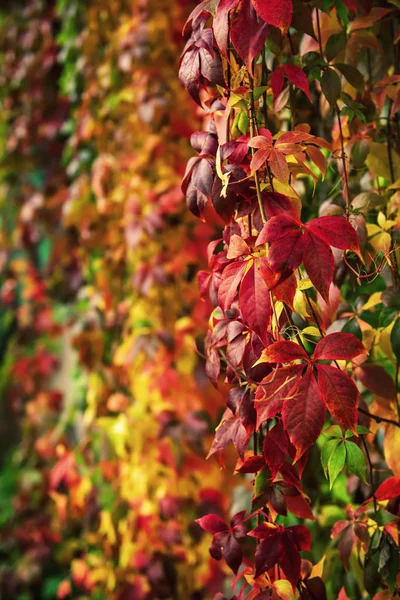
[323,424,343,438]
[336,0,349,25]
[355,425,371,435]
[321,438,340,477]
[325,32,347,61]
[342,317,362,340]
[321,68,341,108]
[327,441,346,488]
[335,63,365,93]
[345,441,367,483]
[390,317,400,361]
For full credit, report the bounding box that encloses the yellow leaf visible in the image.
[384,424,400,475]
[298,278,314,291]
[366,142,400,181]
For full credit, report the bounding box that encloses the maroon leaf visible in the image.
[316,364,359,433]
[307,216,361,258]
[261,340,308,363]
[231,0,268,74]
[218,261,247,311]
[314,333,365,361]
[239,260,272,343]
[282,368,326,461]
[303,230,334,303]
[207,407,250,459]
[283,64,312,102]
[255,364,304,427]
[263,422,288,476]
[196,514,228,533]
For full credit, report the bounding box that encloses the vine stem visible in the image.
[336,105,350,218]
[361,435,377,514]
[358,406,400,429]
[249,74,268,224]
[386,99,400,289]
[316,8,324,60]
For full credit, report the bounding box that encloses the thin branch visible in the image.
[358,406,400,429]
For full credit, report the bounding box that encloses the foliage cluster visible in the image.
[179,0,400,598]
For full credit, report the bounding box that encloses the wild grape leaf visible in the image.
[196,510,247,574]
[303,231,334,302]
[283,64,312,102]
[355,363,396,400]
[182,156,215,219]
[213,0,239,57]
[316,364,359,433]
[314,332,365,361]
[270,67,285,100]
[231,0,268,74]
[375,476,400,501]
[256,214,361,299]
[179,27,224,105]
[250,523,311,588]
[307,216,361,258]
[263,421,288,476]
[218,260,247,311]
[255,364,304,427]
[251,0,293,33]
[239,260,272,344]
[207,407,250,459]
[283,367,326,461]
[260,339,308,363]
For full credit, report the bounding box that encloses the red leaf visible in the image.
[251,0,293,32]
[207,408,250,459]
[316,364,359,432]
[303,231,334,303]
[261,340,308,363]
[283,64,312,102]
[263,422,288,476]
[262,191,298,219]
[355,363,396,399]
[283,368,326,461]
[255,535,283,577]
[314,333,365,361]
[255,364,304,428]
[375,476,400,500]
[270,67,285,100]
[286,525,312,551]
[235,454,266,473]
[256,214,300,245]
[250,148,270,172]
[218,261,246,311]
[306,216,361,258]
[338,587,351,600]
[239,261,272,344]
[196,514,228,533]
[213,0,239,58]
[285,494,314,520]
[280,534,302,589]
[269,148,290,183]
[268,229,305,280]
[231,0,268,74]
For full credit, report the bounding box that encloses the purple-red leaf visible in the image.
[283,368,326,461]
[314,333,365,361]
[316,364,359,433]
[307,216,361,258]
[251,0,293,32]
[239,260,272,344]
[196,514,228,533]
[231,0,268,74]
